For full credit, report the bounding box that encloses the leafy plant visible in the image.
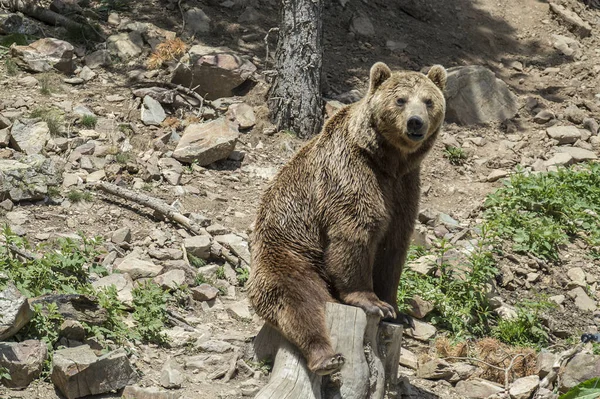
[67,189,93,203]
[86,285,132,345]
[215,266,226,280]
[0,366,11,382]
[236,267,249,286]
[131,281,169,345]
[484,163,600,261]
[492,299,555,348]
[559,377,600,399]
[188,253,206,268]
[444,146,468,166]
[115,152,131,164]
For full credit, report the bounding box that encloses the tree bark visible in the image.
[253,303,403,399]
[267,0,324,139]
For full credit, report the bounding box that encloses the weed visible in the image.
[215,266,226,280]
[47,186,61,198]
[85,285,132,346]
[195,272,209,286]
[5,58,18,75]
[67,189,93,203]
[236,267,249,286]
[188,253,206,268]
[170,284,191,309]
[21,302,64,375]
[492,299,555,348]
[119,124,134,134]
[131,280,169,345]
[0,366,10,382]
[142,183,153,192]
[147,38,187,69]
[115,152,131,164]
[444,146,468,166]
[80,114,98,128]
[484,163,600,261]
[38,73,61,95]
[30,107,64,136]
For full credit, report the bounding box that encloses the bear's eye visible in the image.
[425,99,434,108]
[396,98,407,106]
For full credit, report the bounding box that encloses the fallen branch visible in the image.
[93,181,245,267]
[223,349,241,383]
[538,345,582,391]
[133,80,213,108]
[8,244,39,260]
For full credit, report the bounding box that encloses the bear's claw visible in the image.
[313,353,345,375]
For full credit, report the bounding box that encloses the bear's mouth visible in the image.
[407,132,425,142]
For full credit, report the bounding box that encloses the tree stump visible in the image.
[253,303,403,399]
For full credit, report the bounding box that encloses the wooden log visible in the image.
[253,302,403,399]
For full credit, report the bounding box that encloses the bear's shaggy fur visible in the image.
[247,62,447,375]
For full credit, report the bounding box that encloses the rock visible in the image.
[0,155,62,202]
[214,234,251,264]
[0,128,10,147]
[112,227,132,246]
[59,320,86,341]
[452,363,478,381]
[0,199,14,211]
[92,273,134,305]
[84,50,111,68]
[184,7,211,34]
[197,340,234,353]
[549,295,565,306]
[556,147,598,162]
[547,126,582,144]
[227,103,256,129]
[160,361,183,389]
[350,12,375,37]
[173,118,239,165]
[403,319,436,341]
[405,295,434,319]
[487,169,509,182]
[158,157,183,186]
[549,3,591,38]
[533,110,555,124]
[0,340,47,389]
[560,353,600,392]
[226,301,251,320]
[417,358,453,380]
[564,104,586,125]
[51,346,138,399]
[86,169,105,183]
[544,152,573,167]
[537,351,559,379]
[399,348,418,369]
[171,46,257,100]
[567,267,586,287]
[122,386,181,399]
[115,257,163,279]
[184,235,212,259]
[10,38,75,74]
[583,118,599,135]
[444,65,518,126]
[191,284,219,301]
[106,32,144,59]
[0,282,32,340]
[552,34,581,58]
[455,378,505,398]
[73,105,95,117]
[154,269,186,290]
[407,254,437,275]
[141,96,166,126]
[509,375,539,399]
[79,66,96,82]
[10,120,51,155]
[386,40,408,52]
[32,294,107,326]
[435,212,460,230]
[570,287,596,312]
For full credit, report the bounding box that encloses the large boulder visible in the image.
[0,282,32,340]
[173,117,239,165]
[0,340,47,389]
[560,353,600,392]
[51,345,139,399]
[10,119,51,155]
[171,45,256,100]
[444,65,518,126]
[10,38,75,74]
[0,155,63,202]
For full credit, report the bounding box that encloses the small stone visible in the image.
[115,257,163,280]
[455,378,505,398]
[0,340,47,389]
[184,7,211,34]
[556,146,598,162]
[112,227,132,246]
[571,287,596,312]
[92,273,134,305]
[106,32,144,59]
[0,282,33,340]
[141,96,166,126]
[160,361,183,389]
[544,152,573,167]
[583,118,599,135]
[227,103,256,130]
[567,267,587,287]
[533,110,555,124]
[59,320,86,341]
[487,169,509,182]
[184,235,212,260]
[537,351,559,379]
[84,50,111,69]
[404,319,436,341]
[417,358,453,380]
[86,169,106,183]
[386,40,408,52]
[0,199,14,211]
[565,104,586,125]
[509,375,539,399]
[226,301,251,320]
[549,295,565,306]
[350,12,375,37]
[173,118,239,165]
[405,295,434,319]
[399,347,418,369]
[197,340,234,353]
[407,254,437,275]
[191,284,219,301]
[546,126,581,144]
[154,269,186,290]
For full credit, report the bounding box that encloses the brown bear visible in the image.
[247,61,447,375]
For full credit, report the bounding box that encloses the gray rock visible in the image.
[10,38,75,74]
[158,157,183,186]
[403,319,436,341]
[197,340,234,353]
[545,152,574,167]
[455,378,504,398]
[547,126,582,144]
[79,66,96,82]
[115,257,163,279]
[171,45,256,100]
[59,320,86,341]
[92,273,134,305]
[350,12,375,37]
[160,361,183,389]
[537,351,559,379]
[0,340,47,389]
[386,40,408,52]
[122,386,181,399]
[184,7,211,34]
[0,199,13,211]
[0,12,41,36]
[509,375,539,399]
[112,228,132,247]
[184,235,212,260]
[226,301,251,320]
[0,127,10,147]
[51,345,139,399]
[154,269,186,290]
[549,3,591,38]
[399,348,418,369]
[10,120,51,155]
[191,284,219,301]
[487,169,509,182]
[73,105,95,117]
[227,103,256,129]
[567,267,586,287]
[84,50,111,69]
[533,110,555,124]
[86,170,105,183]
[32,294,107,326]
[405,295,434,319]
[238,6,260,23]
[583,118,599,135]
[556,146,598,162]
[407,254,437,275]
[564,104,586,125]
[173,118,239,165]
[106,32,144,59]
[141,96,166,126]
[416,358,453,380]
[444,65,518,126]
[553,34,581,58]
[214,234,251,265]
[570,287,596,312]
[0,155,63,202]
[560,353,600,392]
[0,282,32,340]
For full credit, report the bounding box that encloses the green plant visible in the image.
[215,266,226,280]
[22,302,64,375]
[131,281,169,345]
[30,107,64,136]
[484,163,600,261]
[5,58,18,75]
[85,285,132,345]
[236,267,249,286]
[80,114,98,128]
[397,232,497,339]
[38,73,61,95]
[115,152,131,164]
[67,189,93,203]
[444,146,468,166]
[119,124,134,134]
[169,284,191,309]
[492,299,555,348]
[0,366,11,382]
[559,377,600,399]
[188,253,206,268]
[0,33,28,47]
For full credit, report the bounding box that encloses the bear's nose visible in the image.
[407,116,424,132]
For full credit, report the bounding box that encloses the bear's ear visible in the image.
[369,62,392,93]
[427,65,447,91]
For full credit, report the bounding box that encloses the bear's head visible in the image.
[366,62,446,153]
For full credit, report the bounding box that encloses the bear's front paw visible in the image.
[342,292,397,319]
[310,353,345,375]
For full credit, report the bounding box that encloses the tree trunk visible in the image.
[267,0,324,139]
[253,303,403,399]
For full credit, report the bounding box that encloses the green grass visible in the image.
[444,146,468,166]
[5,58,18,76]
[483,163,600,261]
[38,73,61,96]
[492,298,555,349]
[80,114,98,128]
[67,189,93,203]
[115,152,132,164]
[30,107,64,136]
[215,266,226,280]
[188,253,206,268]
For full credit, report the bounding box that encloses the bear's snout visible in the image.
[407,116,425,141]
